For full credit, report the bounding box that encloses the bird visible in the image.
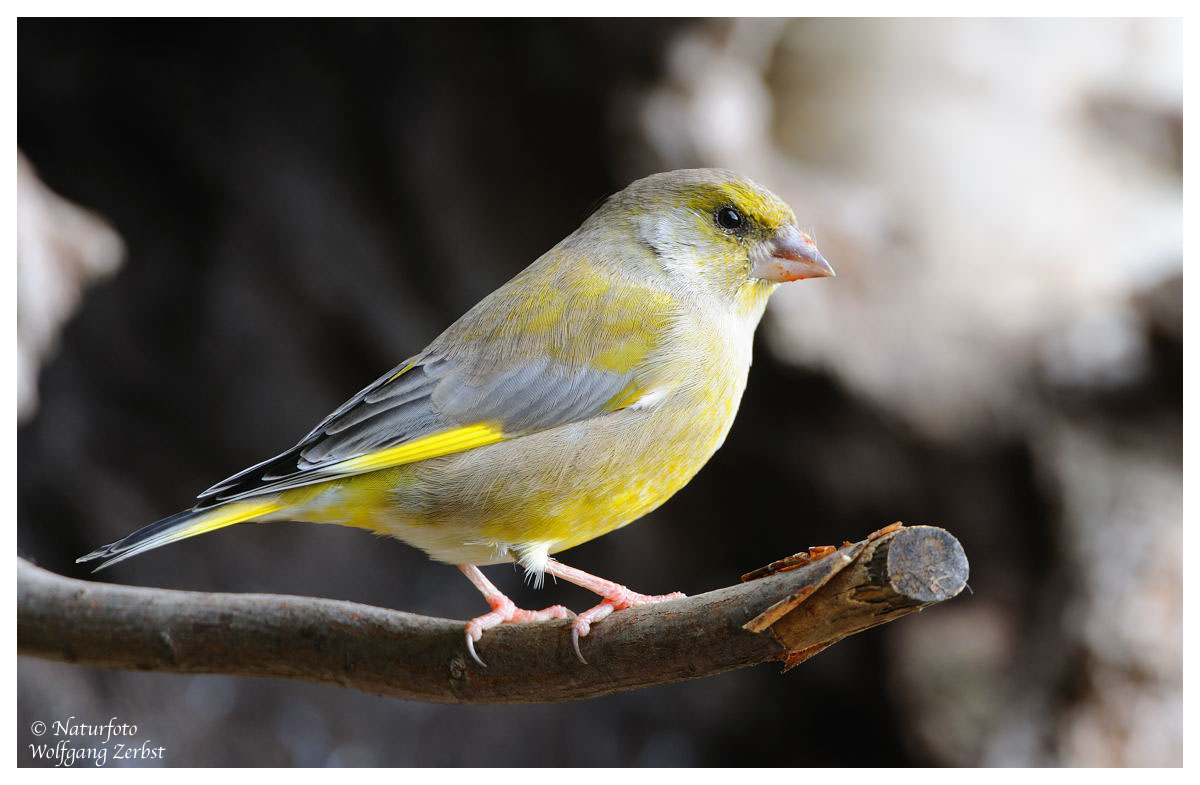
[78,168,834,665]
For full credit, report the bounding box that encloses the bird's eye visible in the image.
[715,206,744,232]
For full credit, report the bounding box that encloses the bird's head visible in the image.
[588,168,834,305]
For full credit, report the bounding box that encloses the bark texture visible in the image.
[19,525,967,704]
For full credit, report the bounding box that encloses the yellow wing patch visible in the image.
[383,360,418,385]
[604,379,648,411]
[333,422,508,473]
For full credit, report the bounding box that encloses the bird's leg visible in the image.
[541,559,686,664]
[457,564,573,667]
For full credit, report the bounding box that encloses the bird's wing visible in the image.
[196,256,676,507]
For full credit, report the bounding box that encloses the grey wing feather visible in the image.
[195,351,633,507]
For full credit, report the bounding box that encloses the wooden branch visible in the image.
[18,524,968,704]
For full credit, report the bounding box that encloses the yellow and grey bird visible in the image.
[79,168,834,665]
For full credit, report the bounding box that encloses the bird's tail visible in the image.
[76,498,285,571]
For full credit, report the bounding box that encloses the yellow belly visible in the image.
[282,297,767,571]
[401,384,739,567]
[283,369,745,570]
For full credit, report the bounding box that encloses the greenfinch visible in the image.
[79,168,834,665]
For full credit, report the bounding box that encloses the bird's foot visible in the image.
[568,585,686,664]
[458,564,572,667]
[540,558,686,663]
[463,598,573,667]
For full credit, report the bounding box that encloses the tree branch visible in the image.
[18,524,968,704]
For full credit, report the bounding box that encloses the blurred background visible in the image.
[17,18,1181,766]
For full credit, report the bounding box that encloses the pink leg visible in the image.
[458,564,573,667]
[542,559,686,663]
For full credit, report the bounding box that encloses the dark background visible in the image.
[18,18,1181,767]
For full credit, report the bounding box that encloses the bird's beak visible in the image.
[751,225,835,282]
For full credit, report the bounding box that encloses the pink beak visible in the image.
[751,225,835,282]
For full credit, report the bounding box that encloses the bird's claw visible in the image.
[571,626,588,665]
[568,591,686,665]
[465,632,487,668]
[462,602,573,668]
